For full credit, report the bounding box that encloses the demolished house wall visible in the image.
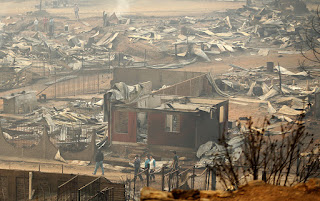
[60,131,97,162]
[152,74,214,97]
[147,111,197,148]
[110,100,229,149]
[111,110,137,143]
[0,169,125,201]
[112,68,204,89]
[0,126,57,160]
[3,91,37,114]
[195,100,229,147]
[0,126,95,162]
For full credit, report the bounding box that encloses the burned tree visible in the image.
[216,114,320,189]
[301,7,320,63]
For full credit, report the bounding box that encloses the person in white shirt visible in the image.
[149,155,156,181]
[34,18,38,32]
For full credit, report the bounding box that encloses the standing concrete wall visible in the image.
[112,68,204,89]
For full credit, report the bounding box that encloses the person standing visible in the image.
[172,151,179,170]
[43,17,48,32]
[149,155,156,181]
[133,155,143,181]
[144,155,150,179]
[74,4,79,20]
[49,18,54,36]
[93,149,104,175]
[34,18,39,32]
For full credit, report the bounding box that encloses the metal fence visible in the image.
[78,177,101,201]
[57,175,79,201]
[38,74,110,99]
[87,187,114,201]
[125,165,214,200]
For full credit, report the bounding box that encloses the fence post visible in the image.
[176,170,179,189]
[296,143,301,176]
[146,167,150,187]
[161,166,165,191]
[211,167,216,190]
[207,167,211,190]
[204,166,208,190]
[61,164,63,174]
[191,166,195,189]
[168,173,171,192]
[133,177,136,200]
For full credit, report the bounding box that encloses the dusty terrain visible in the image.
[141,179,320,201]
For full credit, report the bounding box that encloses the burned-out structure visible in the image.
[104,68,229,149]
[109,96,228,148]
[1,91,37,114]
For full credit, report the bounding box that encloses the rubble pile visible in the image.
[0,0,316,92]
[0,103,107,150]
[195,135,244,168]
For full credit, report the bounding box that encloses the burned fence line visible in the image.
[57,175,79,201]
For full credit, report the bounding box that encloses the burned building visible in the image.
[104,68,229,149]
[1,91,37,114]
[108,95,228,149]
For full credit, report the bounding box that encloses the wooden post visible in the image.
[175,44,178,58]
[109,51,111,68]
[54,68,57,99]
[204,166,208,190]
[82,75,85,94]
[144,49,147,67]
[146,167,150,187]
[168,173,171,191]
[211,167,216,190]
[97,74,100,93]
[118,53,121,67]
[176,170,179,189]
[82,51,84,69]
[296,143,301,176]
[191,166,195,189]
[28,172,32,200]
[61,164,64,174]
[133,177,136,200]
[161,166,165,191]
[38,164,40,172]
[278,62,283,95]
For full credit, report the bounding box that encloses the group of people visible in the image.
[133,154,156,181]
[133,151,179,182]
[92,149,180,182]
[33,17,54,36]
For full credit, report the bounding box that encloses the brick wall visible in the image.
[147,112,196,148]
[111,110,137,143]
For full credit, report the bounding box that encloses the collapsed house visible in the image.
[1,90,37,114]
[108,95,228,149]
[104,68,229,150]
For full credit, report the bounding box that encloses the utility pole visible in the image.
[54,67,57,99]
[278,62,283,95]
[144,49,147,67]
[108,51,111,68]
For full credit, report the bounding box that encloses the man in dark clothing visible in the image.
[172,151,179,170]
[133,155,143,181]
[93,149,104,175]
